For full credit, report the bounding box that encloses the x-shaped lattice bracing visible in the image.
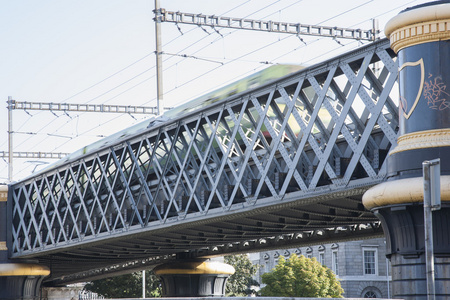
[10,39,398,257]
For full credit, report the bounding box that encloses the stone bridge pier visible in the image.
[363,2,450,299]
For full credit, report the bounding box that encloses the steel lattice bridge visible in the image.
[9,38,398,285]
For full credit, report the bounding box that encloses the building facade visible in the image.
[252,237,391,298]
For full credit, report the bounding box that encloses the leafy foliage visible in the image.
[224,254,259,296]
[83,270,161,298]
[261,254,343,298]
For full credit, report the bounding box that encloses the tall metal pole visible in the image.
[386,258,390,299]
[423,159,440,300]
[154,0,163,115]
[7,96,13,182]
[142,270,146,298]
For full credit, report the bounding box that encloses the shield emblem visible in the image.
[398,58,425,119]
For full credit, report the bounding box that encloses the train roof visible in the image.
[18,64,303,182]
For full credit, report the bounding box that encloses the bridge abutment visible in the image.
[0,185,50,300]
[154,260,235,297]
[363,2,450,299]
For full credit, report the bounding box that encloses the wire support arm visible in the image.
[159,9,376,41]
[9,100,170,115]
[0,151,70,159]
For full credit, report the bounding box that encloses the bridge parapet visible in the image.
[8,38,398,283]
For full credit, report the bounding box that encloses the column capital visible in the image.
[0,263,50,276]
[385,2,450,53]
[363,175,450,209]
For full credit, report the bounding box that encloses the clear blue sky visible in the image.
[0,0,431,182]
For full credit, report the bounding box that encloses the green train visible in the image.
[164,64,303,119]
[32,64,304,175]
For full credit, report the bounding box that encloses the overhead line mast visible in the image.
[154,0,164,115]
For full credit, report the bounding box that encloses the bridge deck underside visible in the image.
[9,39,397,284]
[40,188,383,284]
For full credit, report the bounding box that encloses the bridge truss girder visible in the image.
[9,38,398,284]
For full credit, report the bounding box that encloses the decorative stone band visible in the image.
[0,185,7,202]
[154,261,235,275]
[384,3,450,53]
[389,128,450,155]
[0,263,50,276]
[362,175,450,210]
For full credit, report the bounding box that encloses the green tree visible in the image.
[83,270,161,298]
[224,254,259,296]
[261,254,343,298]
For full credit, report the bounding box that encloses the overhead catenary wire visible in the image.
[85,1,305,107]
[2,1,307,180]
[11,113,141,177]
[19,0,299,111]
[45,2,305,158]
[349,0,420,30]
[5,0,425,180]
[62,53,155,104]
[17,0,420,110]
[57,0,255,107]
[9,1,365,116]
[315,0,374,25]
[73,0,385,108]
[146,0,414,104]
[142,0,382,105]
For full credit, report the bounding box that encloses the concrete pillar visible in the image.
[0,185,50,300]
[154,260,235,297]
[41,286,84,300]
[363,2,450,299]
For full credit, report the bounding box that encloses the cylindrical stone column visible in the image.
[154,260,235,297]
[0,185,50,300]
[363,2,450,299]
